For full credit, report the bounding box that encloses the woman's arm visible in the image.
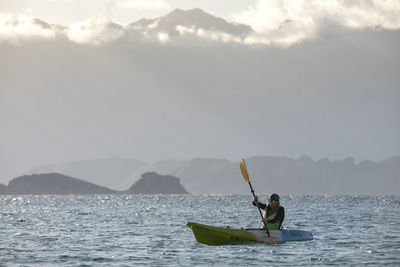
[252,200,266,210]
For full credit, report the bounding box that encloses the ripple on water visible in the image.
[0,194,400,266]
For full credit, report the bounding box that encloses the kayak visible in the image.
[186,222,313,245]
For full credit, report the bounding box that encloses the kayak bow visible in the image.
[187,222,313,245]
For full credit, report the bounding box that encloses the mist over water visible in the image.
[1,194,399,266]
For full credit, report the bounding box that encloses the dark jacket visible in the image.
[252,200,285,229]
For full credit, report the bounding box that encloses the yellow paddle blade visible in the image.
[240,158,250,182]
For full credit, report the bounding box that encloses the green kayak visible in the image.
[187,222,313,245]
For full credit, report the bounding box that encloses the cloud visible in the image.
[0,13,128,45]
[116,0,170,10]
[1,2,399,47]
[232,0,400,46]
[175,25,243,44]
[0,13,58,43]
[66,16,125,45]
[156,31,169,43]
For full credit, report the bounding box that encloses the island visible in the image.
[0,172,189,195]
[2,173,117,195]
[126,172,189,194]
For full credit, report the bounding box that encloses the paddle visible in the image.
[240,158,274,244]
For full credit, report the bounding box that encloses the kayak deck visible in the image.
[187,222,313,245]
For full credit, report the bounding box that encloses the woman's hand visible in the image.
[253,195,258,202]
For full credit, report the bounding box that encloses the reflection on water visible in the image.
[0,194,399,266]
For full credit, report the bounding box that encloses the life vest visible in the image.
[261,206,281,230]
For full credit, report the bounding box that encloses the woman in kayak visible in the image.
[252,193,285,230]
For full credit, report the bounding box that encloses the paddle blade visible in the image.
[240,158,250,182]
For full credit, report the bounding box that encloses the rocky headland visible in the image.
[0,172,189,195]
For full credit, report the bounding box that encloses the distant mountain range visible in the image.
[3,6,399,48]
[128,8,253,39]
[27,156,147,190]
[3,8,254,45]
[14,155,400,195]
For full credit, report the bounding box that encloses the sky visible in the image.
[0,0,400,182]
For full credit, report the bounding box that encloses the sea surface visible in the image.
[1,194,399,266]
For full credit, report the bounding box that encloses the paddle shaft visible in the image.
[240,158,273,243]
[248,181,271,238]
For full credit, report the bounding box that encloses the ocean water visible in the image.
[1,194,399,266]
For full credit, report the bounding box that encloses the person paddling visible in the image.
[252,193,285,230]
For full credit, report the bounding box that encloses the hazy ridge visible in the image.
[27,157,147,191]
[10,155,400,195]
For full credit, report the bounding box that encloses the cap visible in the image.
[269,193,280,203]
